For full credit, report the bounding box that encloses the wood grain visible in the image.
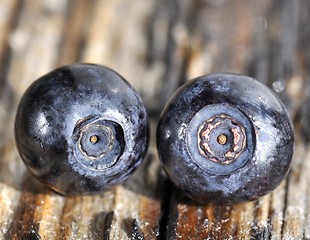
[0,0,309,239]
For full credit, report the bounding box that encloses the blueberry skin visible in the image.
[157,73,294,204]
[15,64,148,195]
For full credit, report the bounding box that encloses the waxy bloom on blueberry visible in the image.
[157,73,294,204]
[15,64,148,195]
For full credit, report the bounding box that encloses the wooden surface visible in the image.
[0,0,309,239]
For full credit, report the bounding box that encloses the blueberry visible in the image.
[157,73,294,204]
[15,64,148,195]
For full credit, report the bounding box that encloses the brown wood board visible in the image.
[0,0,309,239]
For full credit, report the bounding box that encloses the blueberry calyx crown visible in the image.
[186,103,255,175]
[198,113,246,165]
[72,116,125,171]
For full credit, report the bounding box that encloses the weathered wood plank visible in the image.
[1,1,68,239]
[0,0,19,85]
[0,0,309,239]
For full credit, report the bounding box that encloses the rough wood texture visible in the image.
[0,0,309,239]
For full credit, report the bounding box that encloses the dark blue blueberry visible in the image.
[15,63,148,195]
[157,73,294,204]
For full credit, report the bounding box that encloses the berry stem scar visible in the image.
[90,135,98,144]
[217,134,227,145]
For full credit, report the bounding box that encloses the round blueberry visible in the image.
[15,63,148,195]
[157,73,294,204]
